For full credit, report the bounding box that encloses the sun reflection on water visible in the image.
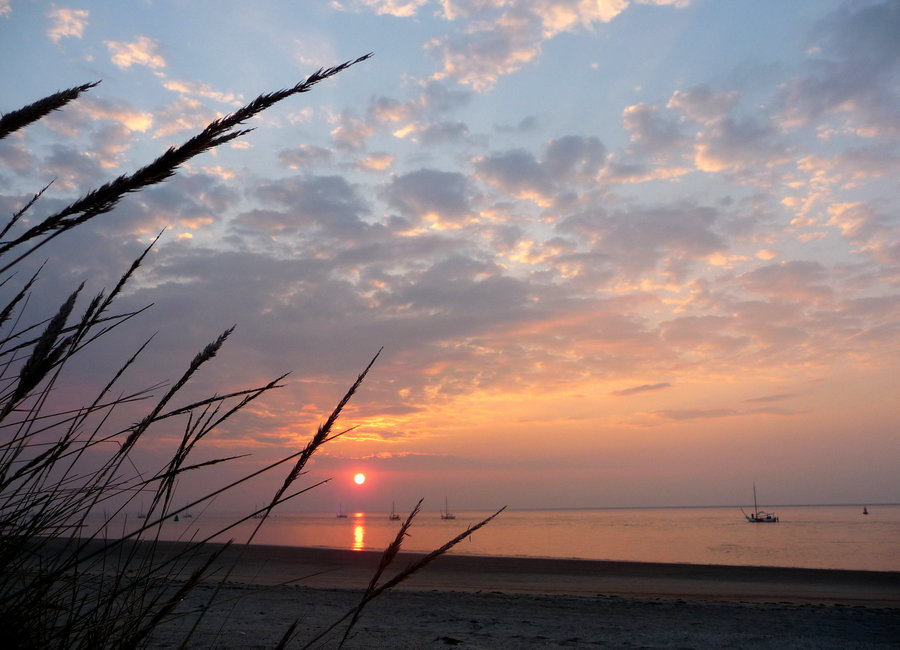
[352,522,365,551]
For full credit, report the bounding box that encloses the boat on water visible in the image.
[741,484,778,523]
[389,501,401,521]
[440,497,455,520]
[863,506,869,515]
[336,504,348,519]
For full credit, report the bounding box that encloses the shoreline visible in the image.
[38,538,900,647]
[137,540,900,607]
[156,541,900,648]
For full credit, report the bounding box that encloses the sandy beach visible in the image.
[137,541,900,648]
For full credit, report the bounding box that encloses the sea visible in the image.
[98,504,900,572]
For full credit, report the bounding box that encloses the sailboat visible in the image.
[389,501,401,521]
[440,497,455,520]
[336,504,348,519]
[741,484,778,523]
[863,506,869,515]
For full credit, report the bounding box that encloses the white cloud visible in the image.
[47,7,88,42]
[162,79,243,106]
[429,0,659,91]
[333,0,427,17]
[105,36,166,69]
[153,98,216,138]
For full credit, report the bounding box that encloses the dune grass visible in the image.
[0,57,500,648]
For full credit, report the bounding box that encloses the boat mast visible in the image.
[753,483,758,515]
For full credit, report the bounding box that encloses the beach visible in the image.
[144,542,900,648]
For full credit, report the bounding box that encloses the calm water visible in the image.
[90,505,900,572]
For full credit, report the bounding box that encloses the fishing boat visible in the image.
[389,501,401,521]
[336,504,348,519]
[440,497,455,520]
[741,484,778,523]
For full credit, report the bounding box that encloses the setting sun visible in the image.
[353,473,366,485]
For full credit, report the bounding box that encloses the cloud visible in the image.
[418,121,471,145]
[278,144,334,169]
[356,153,395,172]
[557,200,726,278]
[330,110,374,151]
[622,102,684,154]
[666,86,789,176]
[385,169,475,227]
[737,261,832,302]
[249,174,370,239]
[152,98,217,138]
[91,171,240,237]
[0,141,35,173]
[543,135,606,182]
[47,7,88,42]
[333,0,428,17]
[162,79,243,106]
[440,0,629,35]
[826,201,899,265]
[105,36,166,69]
[429,1,678,91]
[611,382,671,397]
[0,0,10,18]
[776,0,900,137]
[426,11,543,92]
[743,393,795,404]
[69,97,153,133]
[667,86,739,125]
[474,149,554,205]
[652,408,738,421]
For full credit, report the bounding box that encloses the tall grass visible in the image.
[0,57,500,648]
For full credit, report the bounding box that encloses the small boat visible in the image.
[336,504,348,519]
[389,501,401,521]
[742,484,778,523]
[440,497,456,520]
[863,506,869,515]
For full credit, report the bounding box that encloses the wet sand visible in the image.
[143,542,900,648]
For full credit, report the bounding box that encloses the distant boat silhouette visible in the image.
[440,497,455,520]
[336,504,348,519]
[863,506,869,515]
[741,484,778,523]
[389,501,401,521]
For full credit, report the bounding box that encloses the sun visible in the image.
[353,472,366,485]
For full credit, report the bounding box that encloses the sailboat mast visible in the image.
[753,483,758,514]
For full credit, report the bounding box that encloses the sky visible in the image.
[1,0,898,514]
